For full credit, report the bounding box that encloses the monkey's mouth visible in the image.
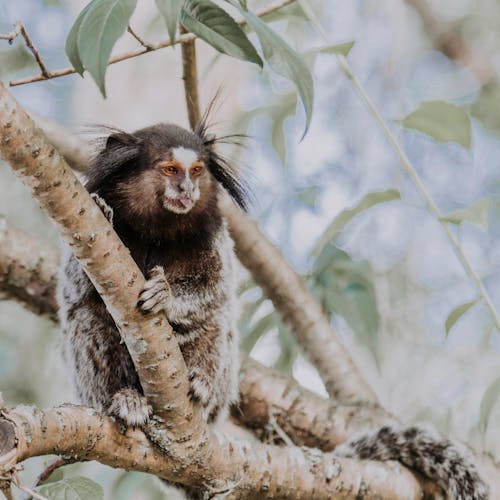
[163,196,195,213]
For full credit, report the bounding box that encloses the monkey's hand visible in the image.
[137,266,172,315]
[91,193,114,224]
[108,388,152,427]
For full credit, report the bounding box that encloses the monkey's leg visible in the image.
[63,303,151,427]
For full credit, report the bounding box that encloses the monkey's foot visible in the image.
[108,388,152,427]
[108,388,153,427]
[91,193,114,223]
[138,266,172,314]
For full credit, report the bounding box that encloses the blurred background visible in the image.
[0,0,499,497]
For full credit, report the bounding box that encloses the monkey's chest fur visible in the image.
[59,221,240,424]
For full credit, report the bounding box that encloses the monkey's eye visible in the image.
[190,163,204,177]
[160,163,178,175]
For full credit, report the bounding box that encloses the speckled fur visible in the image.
[335,425,489,499]
[57,123,244,437]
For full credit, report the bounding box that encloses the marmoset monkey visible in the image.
[58,119,244,429]
[57,119,488,499]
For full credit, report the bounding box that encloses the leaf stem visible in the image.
[335,54,500,332]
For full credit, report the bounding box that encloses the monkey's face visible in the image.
[155,147,207,214]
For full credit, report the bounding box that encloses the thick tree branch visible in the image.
[0,218,58,322]
[0,404,440,499]
[0,219,382,451]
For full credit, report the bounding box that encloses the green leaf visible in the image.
[312,244,379,362]
[479,376,500,437]
[274,324,298,375]
[441,198,491,231]
[155,0,183,45]
[297,186,319,208]
[181,0,262,66]
[241,311,278,352]
[72,0,137,96]
[313,189,401,256]
[230,1,314,136]
[397,100,472,149]
[65,1,95,75]
[314,41,355,57]
[445,299,479,336]
[38,477,103,500]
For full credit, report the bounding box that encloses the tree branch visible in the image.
[180,26,201,130]
[0,218,58,322]
[0,404,440,499]
[0,218,381,452]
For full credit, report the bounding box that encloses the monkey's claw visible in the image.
[91,193,114,223]
[138,266,172,314]
[108,388,152,427]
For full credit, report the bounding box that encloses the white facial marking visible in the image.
[172,147,198,167]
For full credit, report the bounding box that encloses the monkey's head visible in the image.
[86,122,247,229]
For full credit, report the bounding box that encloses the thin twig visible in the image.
[127,25,155,51]
[268,410,295,447]
[336,54,500,332]
[8,0,296,87]
[14,23,50,78]
[0,21,21,44]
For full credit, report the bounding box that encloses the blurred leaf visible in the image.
[274,324,298,375]
[441,198,491,231]
[241,311,278,352]
[314,41,355,56]
[238,278,258,295]
[479,376,500,437]
[38,477,103,500]
[445,299,478,336]
[296,0,328,41]
[256,3,303,24]
[471,82,500,136]
[239,295,265,330]
[314,189,401,256]
[398,100,472,149]
[112,471,164,500]
[39,469,64,486]
[181,0,262,66]
[155,0,183,44]
[312,244,379,362]
[0,45,36,78]
[66,0,137,96]
[297,186,319,208]
[231,1,314,136]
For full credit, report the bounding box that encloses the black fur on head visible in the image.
[194,96,250,211]
[85,114,249,211]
